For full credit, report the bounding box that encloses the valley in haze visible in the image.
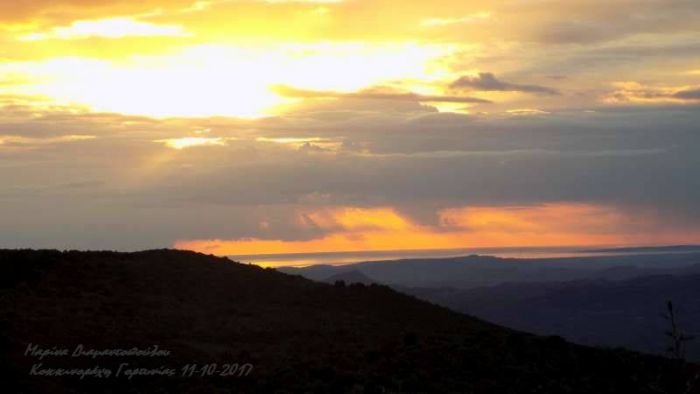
[280,246,700,361]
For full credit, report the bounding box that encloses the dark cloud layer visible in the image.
[1,100,699,249]
[674,88,700,100]
[450,73,560,95]
[273,85,492,104]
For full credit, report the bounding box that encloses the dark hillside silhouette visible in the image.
[1,249,698,393]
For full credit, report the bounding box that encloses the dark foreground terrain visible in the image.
[1,250,698,393]
[407,274,700,361]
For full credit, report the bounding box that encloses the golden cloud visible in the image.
[175,203,697,261]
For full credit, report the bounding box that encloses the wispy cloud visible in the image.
[450,73,560,96]
[603,81,700,104]
[155,137,229,150]
[19,18,191,40]
[421,12,492,27]
[0,134,96,148]
[273,85,492,104]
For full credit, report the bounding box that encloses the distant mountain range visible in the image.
[279,250,700,289]
[2,249,697,393]
[582,245,700,254]
[281,249,700,362]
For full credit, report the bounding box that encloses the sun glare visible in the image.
[156,137,226,150]
[19,18,191,40]
[5,43,453,118]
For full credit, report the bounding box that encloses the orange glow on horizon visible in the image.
[175,204,700,261]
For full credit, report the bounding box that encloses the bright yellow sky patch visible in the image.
[156,136,226,149]
[2,42,456,118]
[420,12,491,27]
[19,18,191,41]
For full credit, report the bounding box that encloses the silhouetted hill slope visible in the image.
[324,270,378,285]
[0,249,697,393]
[407,274,700,361]
[280,252,700,289]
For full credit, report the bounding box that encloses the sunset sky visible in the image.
[1,0,699,263]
